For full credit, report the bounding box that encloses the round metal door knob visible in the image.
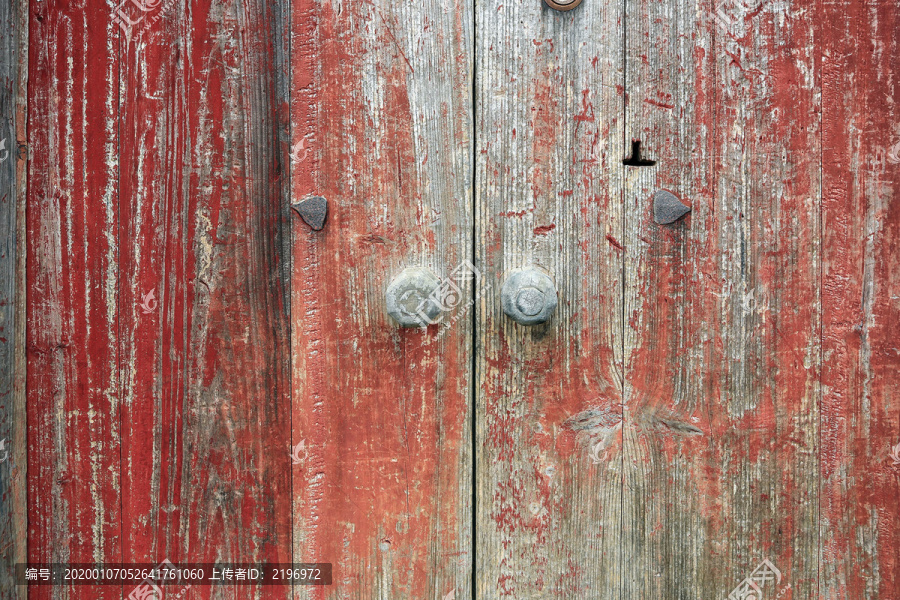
[544,0,583,11]
[385,267,442,327]
[500,268,558,325]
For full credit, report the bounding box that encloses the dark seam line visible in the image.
[815,5,823,599]
[619,0,628,598]
[470,2,478,598]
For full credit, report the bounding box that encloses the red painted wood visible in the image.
[289,1,474,597]
[116,0,293,596]
[26,0,293,597]
[819,0,900,596]
[26,0,122,597]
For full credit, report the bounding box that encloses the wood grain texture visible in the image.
[116,0,293,594]
[289,0,474,598]
[621,0,821,597]
[0,0,26,594]
[26,0,293,596]
[26,0,122,597]
[16,0,900,598]
[819,0,900,597]
[475,1,625,597]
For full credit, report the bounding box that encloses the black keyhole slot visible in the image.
[622,139,657,167]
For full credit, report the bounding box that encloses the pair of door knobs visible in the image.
[386,266,558,327]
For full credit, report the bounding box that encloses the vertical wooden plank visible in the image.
[622,0,821,596]
[819,1,900,597]
[117,0,293,592]
[475,1,625,597]
[0,0,27,593]
[290,0,474,598]
[25,0,122,596]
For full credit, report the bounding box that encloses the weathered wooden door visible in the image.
[476,0,900,597]
[2,0,899,598]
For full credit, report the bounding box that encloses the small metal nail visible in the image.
[386,267,442,327]
[653,190,691,224]
[544,0,583,10]
[623,139,657,167]
[500,268,558,325]
[292,195,328,230]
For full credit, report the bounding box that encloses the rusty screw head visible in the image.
[500,268,558,325]
[544,0,583,11]
[386,267,442,327]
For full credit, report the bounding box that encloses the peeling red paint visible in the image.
[574,89,595,123]
[606,235,624,250]
[17,0,900,598]
[644,98,675,109]
[289,0,473,597]
[819,0,900,595]
[500,209,530,218]
[26,0,122,594]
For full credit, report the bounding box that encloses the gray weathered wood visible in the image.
[621,0,822,597]
[0,0,26,594]
[475,1,625,597]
